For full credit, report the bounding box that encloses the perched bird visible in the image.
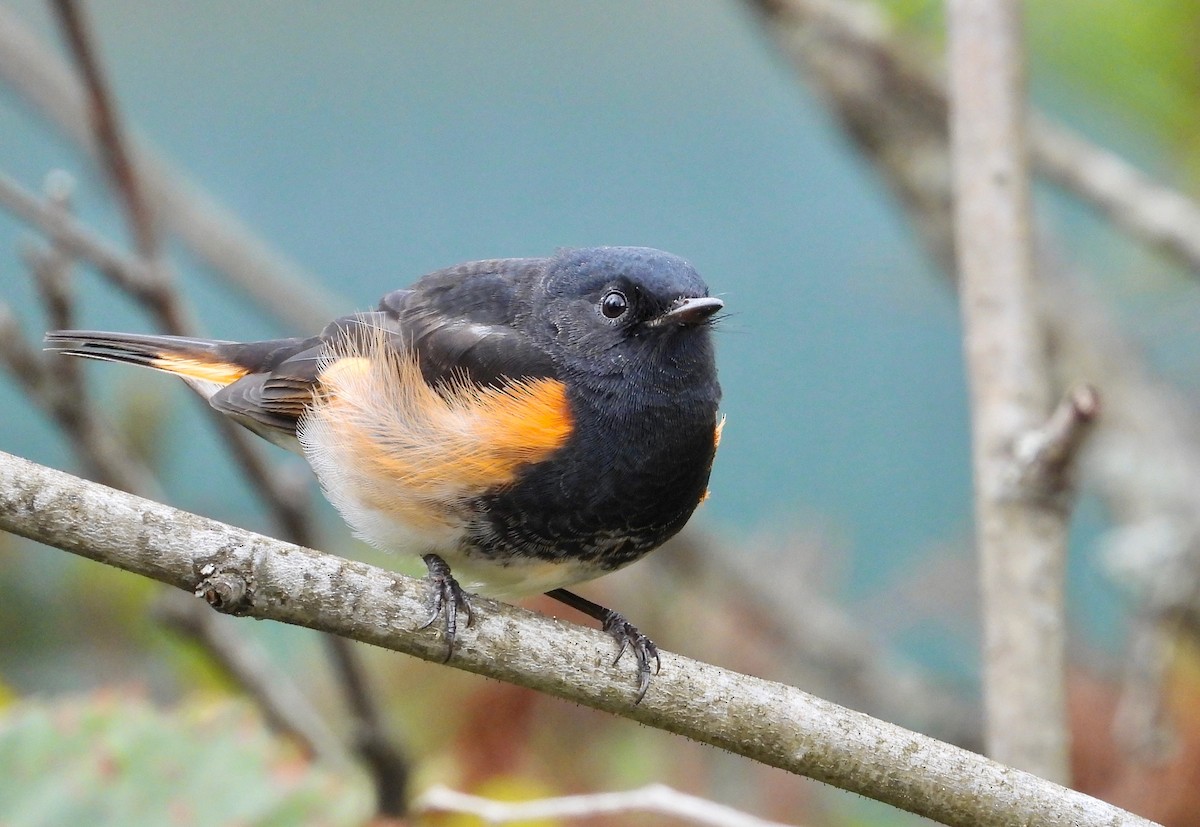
[46,246,723,700]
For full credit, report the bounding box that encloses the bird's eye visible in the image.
[600,289,628,319]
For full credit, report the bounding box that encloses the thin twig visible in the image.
[1,288,356,760]
[0,168,317,568]
[17,6,404,811]
[0,302,159,496]
[0,450,1161,827]
[1013,385,1101,499]
[0,5,341,332]
[4,163,400,821]
[321,636,410,816]
[949,0,1071,783]
[49,0,159,259]
[414,783,799,827]
[0,169,153,294]
[27,10,402,805]
[1,164,312,562]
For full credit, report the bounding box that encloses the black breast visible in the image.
[465,381,720,569]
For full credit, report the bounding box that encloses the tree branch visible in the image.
[948,0,1074,783]
[0,450,1159,827]
[748,0,1200,776]
[49,0,160,260]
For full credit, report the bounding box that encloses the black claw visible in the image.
[418,554,473,662]
[601,611,660,704]
[545,588,661,703]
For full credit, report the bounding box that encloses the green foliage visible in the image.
[1028,1,1200,157]
[875,0,1200,169]
[0,694,371,827]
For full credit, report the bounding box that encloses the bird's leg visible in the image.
[418,554,474,662]
[545,588,660,703]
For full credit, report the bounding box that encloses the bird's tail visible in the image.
[44,330,251,396]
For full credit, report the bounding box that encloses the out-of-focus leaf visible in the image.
[875,0,1200,170]
[0,675,16,709]
[0,693,371,827]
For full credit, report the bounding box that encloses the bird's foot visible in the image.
[601,610,661,704]
[544,588,660,703]
[417,554,474,662]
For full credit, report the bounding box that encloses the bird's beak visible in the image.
[648,296,724,327]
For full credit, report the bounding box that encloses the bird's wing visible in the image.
[46,259,561,451]
[378,257,558,388]
[212,258,559,445]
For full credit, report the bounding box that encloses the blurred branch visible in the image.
[414,783,797,827]
[0,263,353,769]
[4,6,406,802]
[1032,114,1200,276]
[0,301,158,495]
[0,166,317,563]
[0,4,341,332]
[0,169,154,295]
[50,0,160,260]
[0,450,1160,827]
[744,0,1200,278]
[748,0,1200,778]
[948,0,1073,782]
[320,636,410,816]
[658,534,981,750]
[1013,386,1100,498]
[153,591,349,766]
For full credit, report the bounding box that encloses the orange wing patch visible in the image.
[298,337,572,541]
[149,355,250,387]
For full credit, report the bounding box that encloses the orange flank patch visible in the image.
[149,355,249,387]
[300,344,573,534]
[699,415,726,504]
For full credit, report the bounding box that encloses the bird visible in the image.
[45,246,723,700]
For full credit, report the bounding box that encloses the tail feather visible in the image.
[44,330,250,392]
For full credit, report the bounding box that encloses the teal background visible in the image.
[4,1,1191,684]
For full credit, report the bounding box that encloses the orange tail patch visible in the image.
[150,355,250,387]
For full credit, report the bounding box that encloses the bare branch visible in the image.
[1031,115,1200,275]
[0,169,153,295]
[320,636,410,815]
[748,0,1200,771]
[744,0,1200,279]
[5,7,410,809]
[0,450,1161,827]
[0,167,317,548]
[0,4,341,332]
[1014,385,1100,499]
[414,783,798,827]
[49,0,159,260]
[949,0,1070,782]
[0,302,159,495]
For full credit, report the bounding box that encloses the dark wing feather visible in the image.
[208,257,558,445]
[379,257,558,388]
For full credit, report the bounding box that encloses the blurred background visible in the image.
[2,1,1199,825]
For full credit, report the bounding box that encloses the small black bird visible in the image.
[46,246,723,700]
